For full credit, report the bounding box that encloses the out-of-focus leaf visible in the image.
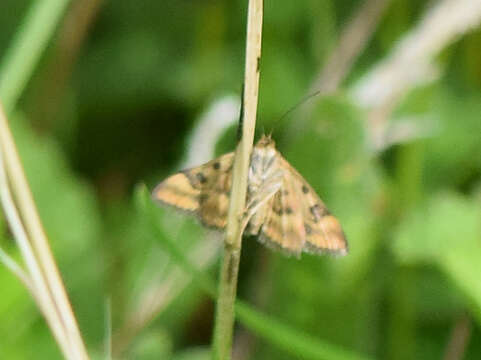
[307,0,336,64]
[128,329,172,360]
[172,347,210,360]
[236,302,373,360]
[464,30,481,88]
[377,0,412,52]
[393,192,481,322]
[423,92,481,189]
[258,42,310,122]
[11,113,102,258]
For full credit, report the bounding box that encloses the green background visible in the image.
[1,0,481,359]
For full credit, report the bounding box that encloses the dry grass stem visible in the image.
[0,130,72,358]
[212,0,263,358]
[0,103,89,360]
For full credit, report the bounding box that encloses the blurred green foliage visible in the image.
[1,0,481,359]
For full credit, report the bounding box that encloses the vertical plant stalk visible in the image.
[211,0,263,359]
[0,143,71,359]
[0,103,89,360]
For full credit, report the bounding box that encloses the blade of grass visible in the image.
[235,302,372,360]
[0,127,72,358]
[0,5,87,354]
[0,104,89,359]
[0,247,33,291]
[0,0,72,113]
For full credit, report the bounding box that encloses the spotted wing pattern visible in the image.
[278,156,348,255]
[254,172,306,256]
[153,152,234,229]
[153,135,348,257]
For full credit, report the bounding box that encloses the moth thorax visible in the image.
[249,147,279,184]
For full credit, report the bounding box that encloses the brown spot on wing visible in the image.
[277,155,348,255]
[153,137,348,256]
[199,192,230,228]
[152,152,234,229]
[258,174,305,256]
[153,173,201,212]
[196,172,207,184]
[305,215,348,255]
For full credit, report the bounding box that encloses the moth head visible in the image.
[256,134,275,149]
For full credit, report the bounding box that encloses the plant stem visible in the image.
[0,103,89,359]
[211,0,263,359]
[0,139,72,358]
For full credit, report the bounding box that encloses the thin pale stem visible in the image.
[0,145,72,358]
[211,0,263,359]
[0,247,32,291]
[0,103,89,360]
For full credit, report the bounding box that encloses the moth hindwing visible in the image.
[153,135,348,257]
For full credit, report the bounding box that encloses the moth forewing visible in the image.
[152,172,201,212]
[152,152,234,228]
[279,156,348,255]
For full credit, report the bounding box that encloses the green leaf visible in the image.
[129,329,173,360]
[423,92,481,189]
[393,192,481,323]
[172,347,210,360]
[236,302,373,360]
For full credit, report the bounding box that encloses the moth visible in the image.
[152,135,348,257]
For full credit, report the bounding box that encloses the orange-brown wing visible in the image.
[152,152,234,229]
[256,172,306,257]
[279,157,348,255]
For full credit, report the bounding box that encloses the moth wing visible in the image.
[256,171,306,257]
[152,152,234,229]
[279,157,348,255]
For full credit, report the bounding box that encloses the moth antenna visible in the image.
[272,89,324,128]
